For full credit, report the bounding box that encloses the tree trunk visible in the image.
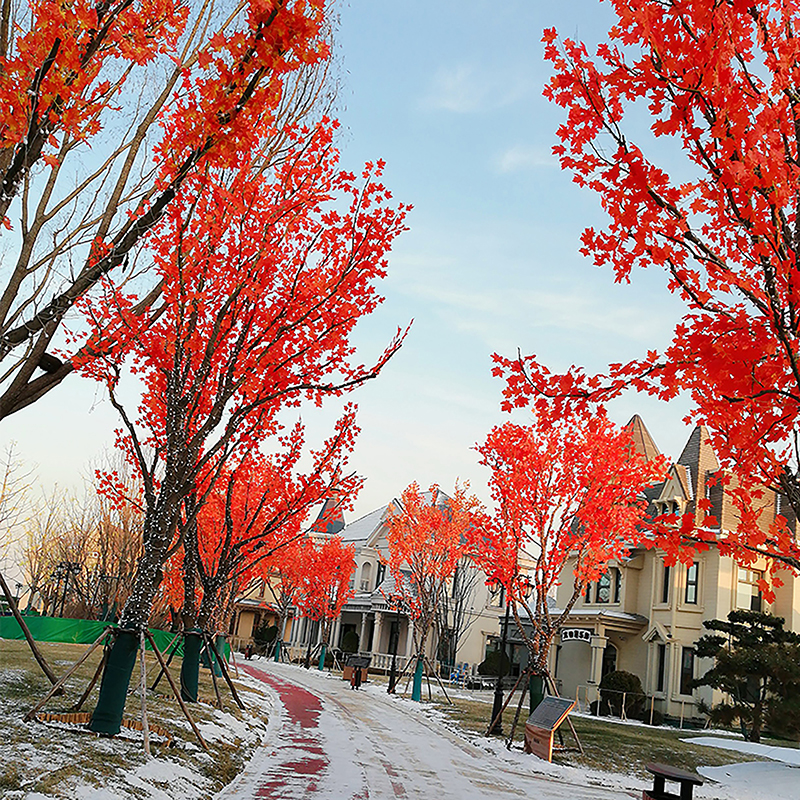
[89,502,177,735]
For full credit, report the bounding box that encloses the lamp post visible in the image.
[488,593,511,735]
[387,593,406,694]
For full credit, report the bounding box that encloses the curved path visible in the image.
[218,661,640,800]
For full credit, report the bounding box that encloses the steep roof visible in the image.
[339,503,390,544]
[624,414,661,462]
[309,497,345,535]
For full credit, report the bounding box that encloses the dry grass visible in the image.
[0,639,269,798]
[430,693,779,779]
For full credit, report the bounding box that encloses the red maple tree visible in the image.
[0,0,330,418]
[173,412,361,695]
[81,117,406,734]
[295,535,356,667]
[471,412,665,678]
[495,0,800,576]
[385,482,484,696]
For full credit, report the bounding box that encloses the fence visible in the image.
[575,684,697,728]
[0,615,230,660]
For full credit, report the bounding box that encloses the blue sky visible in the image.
[2,0,693,519]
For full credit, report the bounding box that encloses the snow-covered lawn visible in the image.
[4,643,800,800]
[0,640,274,799]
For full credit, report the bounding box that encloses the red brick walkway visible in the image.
[240,664,342,799]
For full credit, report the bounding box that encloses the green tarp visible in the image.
[0,616,230,660]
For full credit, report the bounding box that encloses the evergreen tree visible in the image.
[694,610,800,742]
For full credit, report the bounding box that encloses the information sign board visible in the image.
[524,696,575,762]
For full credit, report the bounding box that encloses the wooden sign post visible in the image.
[523,696,576,762]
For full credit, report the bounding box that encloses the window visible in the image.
[656,643,667,693]
[685,562,699,605]
[680,648,695,695]
[737,568,763,612]
[613,568,622,603]
[595,572,611,603]
[591,568,620,604]
[661,564,671,604]
[375,562,386,589]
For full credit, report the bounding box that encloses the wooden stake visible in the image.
[207,635,245,710]
[139,628,151,757]
[70,647,108,713]
[0,570,58,686]
[24,628,112,721]
[485,670,526,737]
[228,640,240,679]
[423,657,452,704]
[149,632,182,692]
[143,629,208,751]
[505,669,530,750]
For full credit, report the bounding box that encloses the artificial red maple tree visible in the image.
[80,117,406,734]
[471,412,665,680]
[385,482,484,699]
[258,534,312,655]
[0,0,329,419]
[495,0,800,576]
[175,412,362,697]
[295,535,356,668]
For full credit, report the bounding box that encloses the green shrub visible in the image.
[341,629,359,653]
[477,648,511,676]
[600,670,645,718]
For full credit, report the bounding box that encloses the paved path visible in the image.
[219,662,639,800]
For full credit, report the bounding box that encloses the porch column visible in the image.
[359,613,368,653]
[405,618,415,657]
[372,612,384,654]
[331,616,342,649]
[589,635,608,685]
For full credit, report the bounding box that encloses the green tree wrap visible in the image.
[89,628,139,735]
[412,655,424,702]
[529,673,545,715]
[180,630,203,702]
[318,642,327,671]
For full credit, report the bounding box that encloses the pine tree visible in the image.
[694,610,800,742]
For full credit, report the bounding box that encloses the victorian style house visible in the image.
[551,416,800,722]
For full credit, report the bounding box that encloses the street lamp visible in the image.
[387,594,405,694]
[487,574,532,735]
[488,586,511,735]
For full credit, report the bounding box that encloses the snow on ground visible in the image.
[223,659,800,800]
[682,737,800,800]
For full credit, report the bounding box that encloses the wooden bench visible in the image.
[643,762,703,800]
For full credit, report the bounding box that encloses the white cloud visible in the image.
[422,64,529,113]
[495,144,558,173]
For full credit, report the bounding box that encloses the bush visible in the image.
[341,629,359,654]
[477,648,511,676]
[252,622,278,655]
[599,670,645,718]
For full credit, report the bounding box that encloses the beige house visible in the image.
[552,416,800,722]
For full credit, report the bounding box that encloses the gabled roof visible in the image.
[309,497,345,535]
[339,503,390,544]
[676,424,719,496]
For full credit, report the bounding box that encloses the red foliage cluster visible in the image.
[471,411,665,669]
[385,483,484,654]
[496,0,800,574]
